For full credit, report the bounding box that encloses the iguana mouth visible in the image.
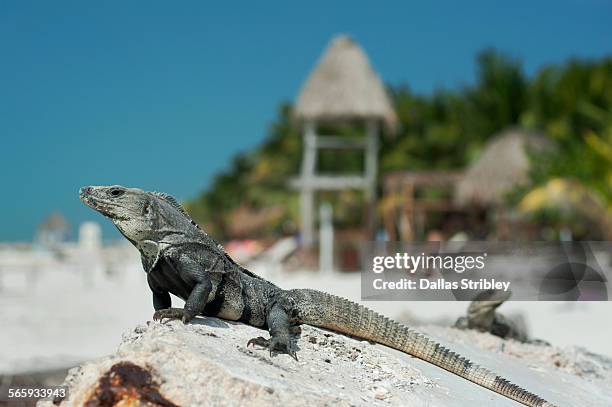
[79,188,100,209]
[79,187,119,217]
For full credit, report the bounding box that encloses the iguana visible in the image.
[80,185,557,407]
[455,289,529,342]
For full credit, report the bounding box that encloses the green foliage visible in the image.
[380,49,527,172]
[522,59,612,203]
[187,50,612,239]
[186,104,302,239]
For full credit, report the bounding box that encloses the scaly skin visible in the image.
[80,185,558,407]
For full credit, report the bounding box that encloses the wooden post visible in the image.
[297,120,381,247]
[300,121,317,246]
[400,182,414,241]
[319,202,334,273]
[365,120,379,238]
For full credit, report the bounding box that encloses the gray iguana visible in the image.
[455,290,550,346]
[455,289,528,342]
[80,185,557,407]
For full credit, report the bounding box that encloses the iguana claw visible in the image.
[247,336,269,348]
[152,308,186,323]
[246,336,299,361]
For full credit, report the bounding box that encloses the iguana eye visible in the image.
[109,188,125,197]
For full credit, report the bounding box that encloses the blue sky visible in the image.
[1,1,611,241]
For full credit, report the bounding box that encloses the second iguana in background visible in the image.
[80,185,557,407]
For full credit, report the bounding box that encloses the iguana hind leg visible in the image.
[246,296,300,360]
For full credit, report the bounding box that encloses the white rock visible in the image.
[38,319,612,407]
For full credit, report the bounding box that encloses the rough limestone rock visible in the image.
[41,317,612,407]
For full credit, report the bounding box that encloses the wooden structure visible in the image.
[380,129,558,241]
[292,35,397,246]
[382,171,463,241]
[36,212,71,246]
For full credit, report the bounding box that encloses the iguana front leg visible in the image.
[153,281,212,323]
[247,294,301,360]
[153,307,185,322]
[148,273,172,311]
[153,255,212,324]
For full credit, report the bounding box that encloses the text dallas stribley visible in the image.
[373,278,511,292]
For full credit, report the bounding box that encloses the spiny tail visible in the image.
[293,289,556,407]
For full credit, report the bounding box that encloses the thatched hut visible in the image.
[292,35,397,247]
[36,212,70,246]
[294,35,398,132]
[455,128,551,207]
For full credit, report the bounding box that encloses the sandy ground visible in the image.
[0,264,152,374]
[1,256,611,379]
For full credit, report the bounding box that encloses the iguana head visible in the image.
[79,185,198,243]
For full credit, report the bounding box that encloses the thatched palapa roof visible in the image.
[38,212,70,232]
[294,35,398,133]
[455,128,552,207]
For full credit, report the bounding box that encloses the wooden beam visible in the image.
[314,136,367,149]
[364,120,379,197]
[300,188,314,246]
[290,176,369,190]
[299,121,317,247]
[384,171,463,191]
[301,122,317,176]
[413,200,459,211]
[364,120,379,238]
[400,182,414,241]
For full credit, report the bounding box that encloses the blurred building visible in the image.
[381,128,554,241]
[78,221,102,250]
[454,128,551,208]
[292,34,397,252]
[382,171,462,241]
[454,128,553,240]
[36,212,70,247]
